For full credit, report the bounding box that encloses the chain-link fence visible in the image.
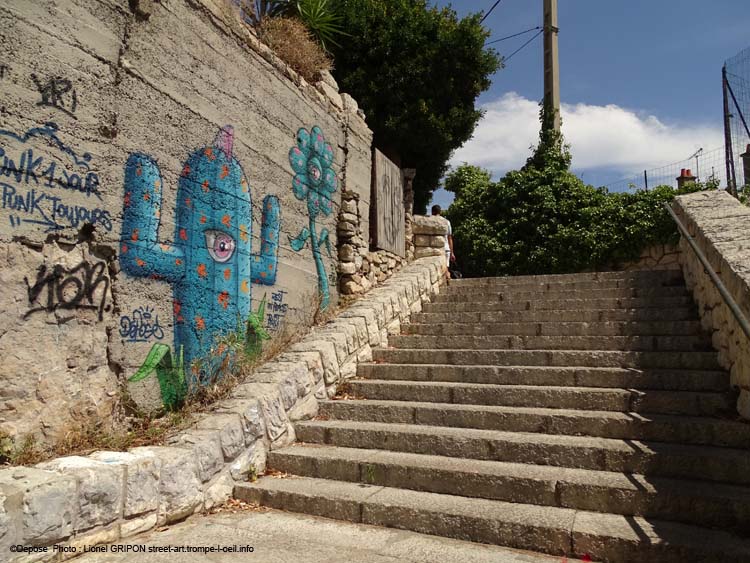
[603,146,725,192]
[724,46,750,194]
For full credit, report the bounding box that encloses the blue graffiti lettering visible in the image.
[119,306,165,343]
[1,183,111,232]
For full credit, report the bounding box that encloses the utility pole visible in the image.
[543,0,561,132]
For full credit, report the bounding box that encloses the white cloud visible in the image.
[450,92,724,181]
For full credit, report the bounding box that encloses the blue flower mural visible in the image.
[288,126,337,309]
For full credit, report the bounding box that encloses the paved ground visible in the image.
[75,508,585,563]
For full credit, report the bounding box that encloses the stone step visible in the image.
[388,334,712,352]
[357,364,730,392]
[371,348,722,370]
[296,420,750,485]
[267,445,750,532]
[434,286,690,302]
[319,400,750,448]
[413,308,699,323]
[443,278,686,294]
[346,381,734,417]
[404,320,704,337]
[423,296,694,313]
[235,476,750,562]
[450,269,684,287]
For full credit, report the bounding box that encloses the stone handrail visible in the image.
[672,191,750,419]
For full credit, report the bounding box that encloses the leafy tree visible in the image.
[329,0,501,212]
[446,104,712,277]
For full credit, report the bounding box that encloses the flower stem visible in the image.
[309,215,330,309]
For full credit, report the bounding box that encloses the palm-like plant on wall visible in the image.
[234,0,346,49]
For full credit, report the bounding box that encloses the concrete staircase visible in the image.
[236,269,750,562]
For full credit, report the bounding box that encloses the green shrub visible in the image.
[446,105,711,277]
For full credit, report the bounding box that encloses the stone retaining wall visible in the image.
[337,190,410,296]
[0,0,376,441]
[672,191,750,419]
[0,257,446,561]
[615,244,681,272]
[413,215,449,261]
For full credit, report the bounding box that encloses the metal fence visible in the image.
[603,146,726,192]
[724,46,750,194]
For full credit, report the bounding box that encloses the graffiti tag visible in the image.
[0,123,110,232]
[119,306,165,342]
[266,289,288,331]
[31,74,78,117]
[24,261,110,321]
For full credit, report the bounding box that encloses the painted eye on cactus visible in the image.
[204,230,236,263]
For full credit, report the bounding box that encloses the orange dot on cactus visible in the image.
[200,215,207,224]
[224,268,231,280]
[131,229,139,242]
[121,244,128,254]
[204,147,215,160]
[218,291,230,309]
[176,259,182,266]
[136,258,145,267]
[195,316,206,330]
[182,164,190,177]
[153,180,161,190]
[180,229,188,240]
[222,215,231,228]
[185,197,192,208]
[143,193,150,201]
[220,165,229,179]
[202,180,210,192]
[197,263,207,277]
[260,271,266,278]
[241,279,249,293]
[136,165,142,177]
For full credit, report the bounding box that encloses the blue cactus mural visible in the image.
[288,126,337,310]
[120,126,280,387]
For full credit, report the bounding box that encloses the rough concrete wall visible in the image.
[0,0,372,441]
[673,191,750,419]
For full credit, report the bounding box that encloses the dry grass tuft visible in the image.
[258,17,332,83]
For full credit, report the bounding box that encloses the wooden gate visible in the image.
[371,149,405,256]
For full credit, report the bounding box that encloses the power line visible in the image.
[480,0,504,24]
[487,26,541,46]
[503,29,543,65]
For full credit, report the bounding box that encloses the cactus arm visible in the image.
[121,154,185,282]
[251,195,281,285]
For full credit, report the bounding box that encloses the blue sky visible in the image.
[431,0,750,208]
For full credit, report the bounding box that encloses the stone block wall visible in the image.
[413,215,449,261]
[337,191,410,297]
[0,0,376,442]
[0,257,445,561]
[614,244,681,272]
[673,191,750,419]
